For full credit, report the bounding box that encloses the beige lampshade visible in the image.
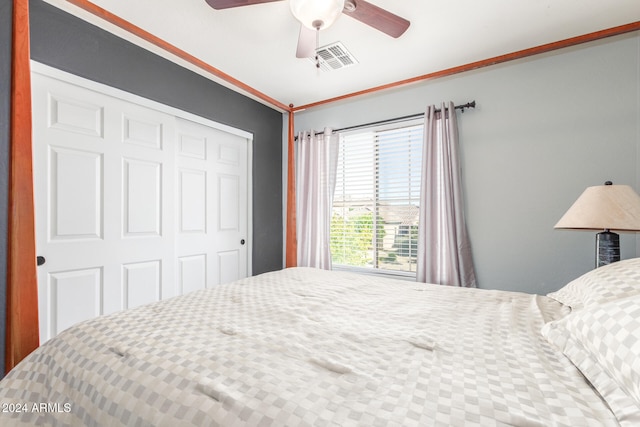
[555,184,640,231]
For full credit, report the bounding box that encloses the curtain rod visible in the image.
[297,101,476,139]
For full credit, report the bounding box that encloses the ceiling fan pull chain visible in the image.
[315,27,320,68]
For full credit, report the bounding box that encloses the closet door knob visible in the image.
[240,239,246,245]
[37,256,46,266]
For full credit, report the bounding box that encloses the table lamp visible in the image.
[555,181,640,268]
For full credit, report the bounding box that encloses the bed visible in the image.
[1,262,639,426]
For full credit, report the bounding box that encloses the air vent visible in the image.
[310,42,358,72]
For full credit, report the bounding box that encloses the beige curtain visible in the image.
[296,128,339,269]
[417,102,476,287]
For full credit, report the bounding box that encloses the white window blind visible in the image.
[331,120,423,277]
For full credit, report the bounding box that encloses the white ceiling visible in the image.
[43,0,640,111]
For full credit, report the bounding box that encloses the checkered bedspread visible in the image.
[0,267,619,426]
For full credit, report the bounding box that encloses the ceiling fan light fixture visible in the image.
[289,0,345,30]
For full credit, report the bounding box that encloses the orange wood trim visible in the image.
[64,0,291,112]
[285,107,297,267]
[6,0,39,374]
[292,21,640,112]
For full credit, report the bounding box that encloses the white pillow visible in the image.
[547,257,640,310]
[542,294,640,425]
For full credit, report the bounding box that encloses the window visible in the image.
[331,120,423,277]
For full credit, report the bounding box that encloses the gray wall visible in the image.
[0,0,13,378]
[294,33,640,295]
[28,0,283,275]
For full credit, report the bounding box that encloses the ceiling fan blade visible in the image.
[204,0,282,10]
[342,0,410,38]
[296,25,316,58]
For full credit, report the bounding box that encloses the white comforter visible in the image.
[0,267,619,426]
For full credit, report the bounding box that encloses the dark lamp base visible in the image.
[596,230,620,268]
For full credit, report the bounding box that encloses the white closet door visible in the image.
[32,69,249,343]
[175,118,248,291]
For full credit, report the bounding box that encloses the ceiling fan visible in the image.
[204,0,410,60]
